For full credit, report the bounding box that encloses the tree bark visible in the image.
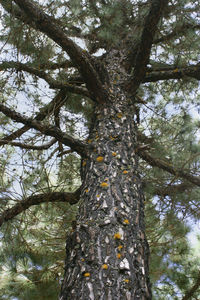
[60,51,151,300]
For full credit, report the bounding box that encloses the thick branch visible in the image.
[139,150,200,187]
[0,61,89,96]
[0,0,88,40]
[0,103,87,156]
[144,64,200,82]
[129,0,169,93]
[12,0,108,103]
[181,270,200,300]
[0,138,57,150]
[0,189,81,227]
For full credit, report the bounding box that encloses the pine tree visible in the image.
[0,0,200,299]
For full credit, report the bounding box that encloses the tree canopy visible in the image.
[0,0,200,299]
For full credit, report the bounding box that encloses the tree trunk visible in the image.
[60,51,151,300]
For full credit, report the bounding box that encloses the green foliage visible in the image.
[0,195,78,299]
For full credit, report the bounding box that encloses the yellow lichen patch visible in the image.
[114,232,121,240]
[102,264,108,270]
[124,279,130,283]
[100,182,109,188]
[117,253,121,259]
[110,135,117,141]
[84,272,91,277]
[96,156,104,162]
[82,160,86,166]
[112,152,117,157]
[123,170,128,174]
[116,113,123,118]
[173,68,179,73]
[123,219,130,225]
[118,245,123,250]
[85,189,89,193]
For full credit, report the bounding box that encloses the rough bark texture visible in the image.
[60,51,151,299]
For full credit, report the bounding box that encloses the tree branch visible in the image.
[1,89,68,142]
[144,63,200,82]
[0,0,89,41]
[129,0,169,93]
[36,60,74,70]
[12,0,108,103]
[0,61,89,96]
[0,0,34,27]
[154,23,200,44]
[137,131,200,189]
[138,150,200,187]
[181,270,200,300]
[146,182,194,197]
[0,138,57,150]
[0,188,81,227]
[0,103,88,156]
